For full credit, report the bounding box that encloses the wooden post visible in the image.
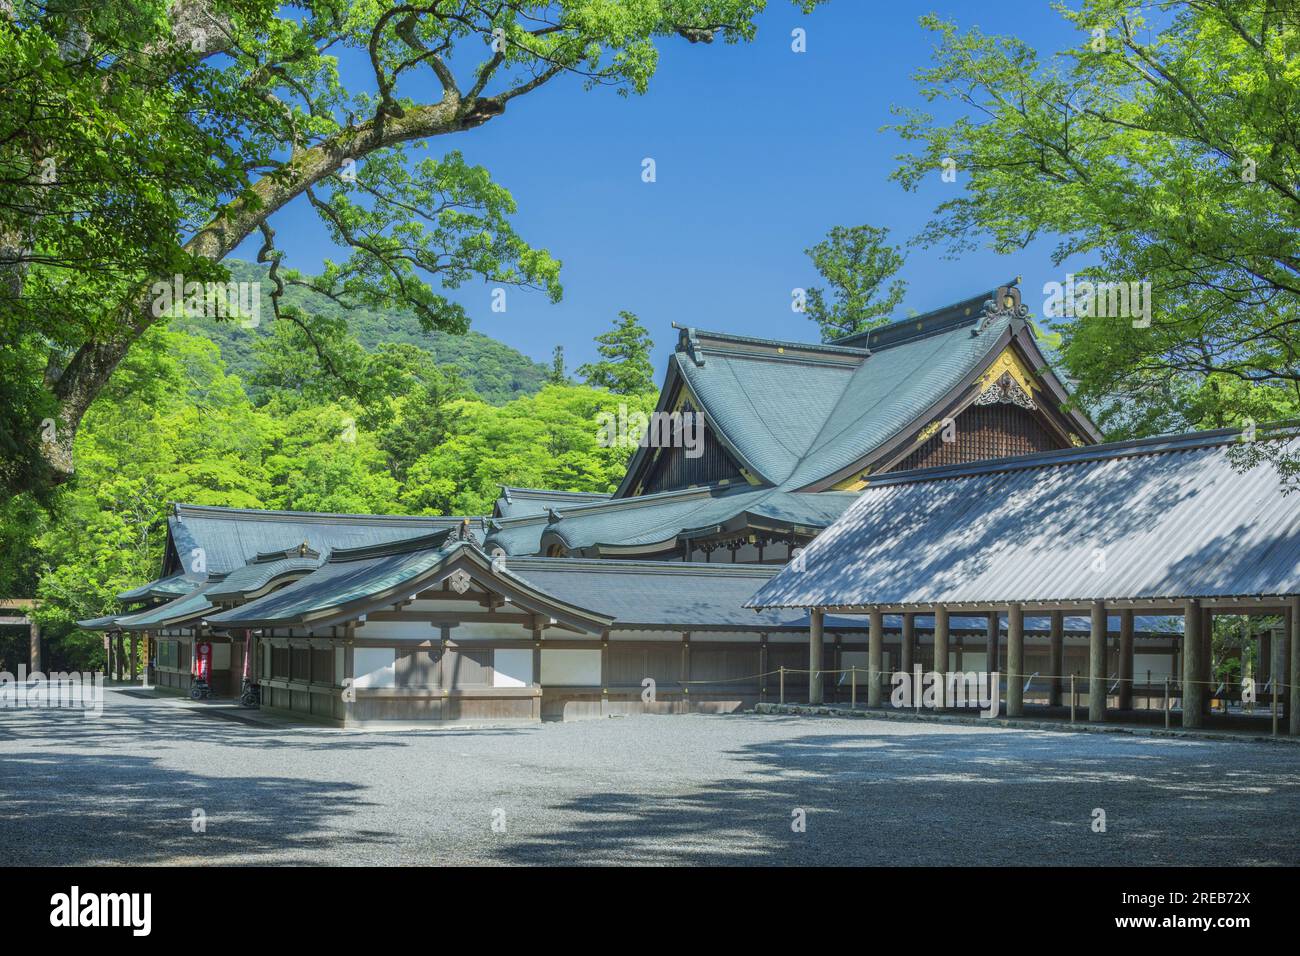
[1118,609,1134,711]
[29,616,41,673]
[1070,673,1077,723]
[1290,596,1300,736]
[934,607,950,709]
[1183,600,1204,729]
[808,611,823,705]
[985,610,999,703]
[115,632,127,681]
[900,612,915,678]
[129,634,139,682]
[779,666,785,705]
[1048,610,1063,707]
[1007,604,1024,717]
[850,666,857,709]
[681,632,691,704]
[1164,678,1170,729]
[1089,601,1107,722]
[867,609,883,708]
[758,634,768,703]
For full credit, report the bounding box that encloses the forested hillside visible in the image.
[174,261,549,405]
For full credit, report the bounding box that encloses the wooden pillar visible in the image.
[1183,600,1204,729]
[1118,609,1134,710]
[986,611,999,702]
[900,612,915,677]
[808,611,823,705]
[129,634,139,682]
[1007,604,1024,717]
[868,609,883,708]
[1089,600,1107,722]
[29,617,41,672]
[758,634,768,703]
[1048,610,1064,707]
[1260,628,1272,686]
[933,607,950,708]
[1290,597,1300,736]
[115,632,127,681]
[681,632,691,706]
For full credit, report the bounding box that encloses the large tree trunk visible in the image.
[37,93,502,484]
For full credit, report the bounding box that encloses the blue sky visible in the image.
[233,1,1087,374]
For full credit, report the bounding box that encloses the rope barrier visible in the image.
[667,667,1284,690]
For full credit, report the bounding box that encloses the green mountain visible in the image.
[173,260,548,404]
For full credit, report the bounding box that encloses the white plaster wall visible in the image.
[355,620,435,641]
[493,649,533,687]
[540,649,601,686]
[353,648,396,688]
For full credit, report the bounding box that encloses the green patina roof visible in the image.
[483,481,860,557]
[113,582,223,631]
[166,504,483,577]
[116,573,196,603]
[204,555,323,603]
[493,486,612,519]
[205,531,462,627]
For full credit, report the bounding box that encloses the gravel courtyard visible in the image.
[2,688,1298,866]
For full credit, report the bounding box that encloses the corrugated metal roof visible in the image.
[748,429,1300,609]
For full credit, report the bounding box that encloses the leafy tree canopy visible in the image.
[803,224,907,341]
[887,2,1300,449]
[578,311,656,395]
[1,0,821,498]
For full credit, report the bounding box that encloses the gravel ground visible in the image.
[1,688,1298,866]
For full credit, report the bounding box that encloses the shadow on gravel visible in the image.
[0,745,375,865]
[493,728,1300,867]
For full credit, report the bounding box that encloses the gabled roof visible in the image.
[165,503,482,577]
[617,282,1099,499]
[748,427,1300,610]
[206,533,613,633]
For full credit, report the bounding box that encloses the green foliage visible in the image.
[547,345,569,386]
[400,386,658,516]
[176,261,550,405]
[578,311,656,395]
[803,224,907,341]
[2,0,822,500]
[887,3,1300,445]
[3,321,656,668]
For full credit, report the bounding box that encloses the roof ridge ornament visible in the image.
[975,284,1029,334]
[677,327,705,366]
[547,507,564,523]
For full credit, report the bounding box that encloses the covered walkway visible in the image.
[747,428,1300,734]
